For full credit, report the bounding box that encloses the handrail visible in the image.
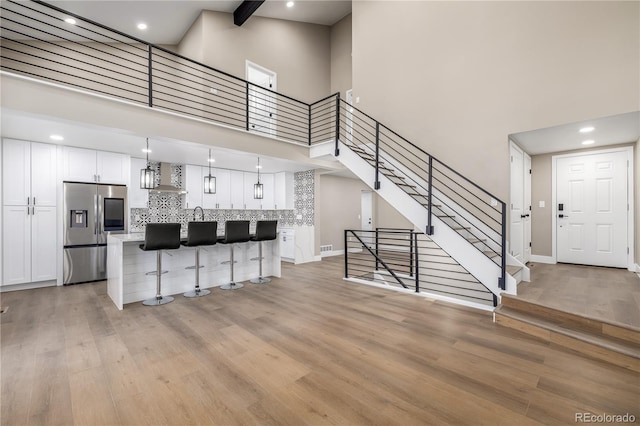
[346,230,408,289]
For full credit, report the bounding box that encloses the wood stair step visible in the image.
[466,238,486,244]
[506,265,522,276]
[451,226,471,231]
[495,302,640,372]
[483,250,499,259]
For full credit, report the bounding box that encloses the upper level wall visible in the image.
[330,14,352,98]
[352,1,640,202]
[178,10,331,103]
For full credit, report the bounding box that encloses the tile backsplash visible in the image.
[129,167,315,231]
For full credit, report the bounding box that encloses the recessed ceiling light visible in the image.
[256,164,263,169]
[286,1,294,7]
[581,140,595,145]
[141,148,152,153]
[579,126,595,133]
[207,158,216,163]
[50,134,64,141]
[64,18,76,25]
[137,23,147,30]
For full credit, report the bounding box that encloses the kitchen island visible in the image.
[107,232,280,310]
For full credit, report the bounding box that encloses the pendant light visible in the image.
[140,138,155,189]
[203,149,216,194]
[254,157,263,199]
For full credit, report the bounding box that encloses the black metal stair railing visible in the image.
[333,95,508,290]
[0,0,508,290]
[345,228,497,306]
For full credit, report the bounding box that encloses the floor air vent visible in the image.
[320,245,333,255]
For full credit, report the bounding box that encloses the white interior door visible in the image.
[509,143,524,262]
[556,150,628,268]
[247,61,277,137]
[361,190,373,246]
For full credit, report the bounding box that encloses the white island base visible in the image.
[107,233,281,310]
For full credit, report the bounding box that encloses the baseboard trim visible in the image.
[321,249,344,258]
[529,255,556,264]
[0,280,56,292]
[635,263,640,278]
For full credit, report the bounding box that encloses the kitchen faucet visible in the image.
[193,206,204,221]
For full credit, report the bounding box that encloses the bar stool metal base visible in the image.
[142,295,174,306]
[185,265,204,270]
[145,270,168,275]
[184,288,211,298]
[220,282,244,290]
[250,277,271,284]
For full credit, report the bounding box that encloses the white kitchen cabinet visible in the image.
[280,228,295,261]
[274,171,294,210]
[2,206,30,285]
[261,173,275,210]
[31,206,57,282]
[243,172,261,210]
[2,139,57,207]
[129,158,149,208]
[184,164,202,209]
[97,151,129,185]
[2,205,56,285]
[212,168,231,209]
[2,139,58,286]
[62,146,128,184]
[230,170,244,209]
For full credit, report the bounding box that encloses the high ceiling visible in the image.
[47,0,353,45]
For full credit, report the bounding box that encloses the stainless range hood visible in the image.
[149,162,187,194]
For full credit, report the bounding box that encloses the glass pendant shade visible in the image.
[204,174,216,194]
[254,182,263,199]
[140,138,155,189]
[140,167,155,189]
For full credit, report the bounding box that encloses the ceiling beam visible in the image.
[233,0,265,26]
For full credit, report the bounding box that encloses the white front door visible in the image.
[556,150,628,268]
[510,143,525,262]
[246,61,277,137]
[361,190,373,245]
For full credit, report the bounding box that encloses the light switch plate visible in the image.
[539,201,545,208]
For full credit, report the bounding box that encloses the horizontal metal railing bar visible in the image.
[309,125,335,137]
[3,2,148,55]
[375,228,414,232]
[430,184,501,234]
[0,63,147,105]
[0,53,147,94]
[151,81,247,116]
[0,36,148,86]
[247,87,310,113]
[310,103,337,119]
[152,103,246,131]
[371,143,430,191]
[1,8,148,63]
[379,130,430,165]
[150,64,246,97]
[0,16,148,67]
[433,158,505,207]
[433,167,502,216]
[152,91,246,123]
[418,287,492,302]
[419,281,492,295]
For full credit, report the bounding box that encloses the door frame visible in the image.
[509,140,531,263]
[245,60,277,137]
[551,145,634,270]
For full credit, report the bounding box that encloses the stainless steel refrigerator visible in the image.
[63,182,128,284]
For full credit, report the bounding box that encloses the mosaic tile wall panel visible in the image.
[130,167,314,231]
[294,170,314,226]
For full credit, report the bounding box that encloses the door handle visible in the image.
[558,214,569,218]
[520,214,530,218]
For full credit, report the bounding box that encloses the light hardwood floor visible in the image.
[1,257,638,425]
[518,262,640,328]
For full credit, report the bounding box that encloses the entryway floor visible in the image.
[516,262,640,329]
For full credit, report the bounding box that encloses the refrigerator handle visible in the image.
[33,197,36,205]
[27,196,30,205]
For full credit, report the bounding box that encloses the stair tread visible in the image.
[495,305,640,359]
[506,265,522,275]
[483,250,500,258]
[466,238,486,244]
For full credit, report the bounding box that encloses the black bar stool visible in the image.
[218,220,250,290]
[139,223,181,306]
[182,221,217,298]
[250,220,278,284]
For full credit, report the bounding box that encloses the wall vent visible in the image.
[320,245,333,253]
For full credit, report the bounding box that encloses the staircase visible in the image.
[2,0,528,309]
[495,295,640,372]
